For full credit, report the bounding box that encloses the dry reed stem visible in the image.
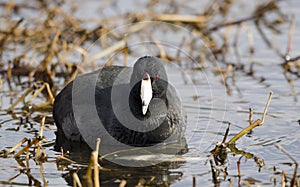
[35,116,46,159]
[27,83,54,104]
[154,14,207,23]
[39,163,48,186]
[6,82,54,113]
[56,155,74,165]
[274,144,298,187]
[261,92,273,124]
[227,92,273,144]
[93,138,101,187]
[7,137,28,155]
[14,138,40,158]
[25,143,30,167]
[119,180,127,187]
[95,138,101,155]
[285,16,295,60]
[7,87,34,112]
[85,39,127,65]
[126,21,151,33]
[222,123,230,144]
[85,138,101,187]
[249,108,253,125]
[227,144,254,159]
[40,116,46,137]
[192,175,196,187]
[60,34,88,65]
[8,173,22,184]
[85,159,93,186]
[73,172,83,187]
[152,37,166,59]
[243,23,255,54]
[248,108,254,134]
[237,157,242,177]
[64,68,78,86]
[281,170,286,187]
[92,151,100,187]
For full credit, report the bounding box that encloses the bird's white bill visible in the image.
[140,73,152,115]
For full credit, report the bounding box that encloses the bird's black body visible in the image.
[53,56,186,148]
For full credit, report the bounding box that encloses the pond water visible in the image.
[0,0,300,186]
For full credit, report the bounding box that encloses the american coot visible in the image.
[53,56,186,148]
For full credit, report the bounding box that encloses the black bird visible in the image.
[53,56,186,149]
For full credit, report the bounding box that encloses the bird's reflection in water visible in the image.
[55,132,188,186]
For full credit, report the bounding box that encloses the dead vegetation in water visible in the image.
[0,1,298,116]
[208,92,300,187]
[208,92,272,185]
[0,115,48,186]
[0,0,299,101]
[0,0,298,118]
[0,0,299,186]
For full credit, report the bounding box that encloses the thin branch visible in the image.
[227,92,273,144]
[274,144,298,187]
[285,16,295,60]
[154,14,207,23]
[261,91,273,124]
[73,172,83,187]
[205,15,257,34]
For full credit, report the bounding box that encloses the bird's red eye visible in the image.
[154,76,159,81]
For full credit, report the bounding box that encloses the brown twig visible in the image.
[14,137,41,158]
[35,116,46,160]
[154,14,207,23]
[94,138,101,187]
[84,39,127,65]
[192,175,196,187]
[237,157,242,178]
[119,180,127,187]
[73,172,83,187]
[27,82,54,104]
[85,160,93,186]
[8,138,28,155]
[281,170,286,187]
[249,108,253,125]
[205,15,257,34]
[39,163,48,186]
[7,86,34,112]
[222,123,231,144]
[285,16,295,60]
[274,144,298,187]
[227,92,272,144]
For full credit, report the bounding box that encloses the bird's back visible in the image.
[53,66,132,142]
